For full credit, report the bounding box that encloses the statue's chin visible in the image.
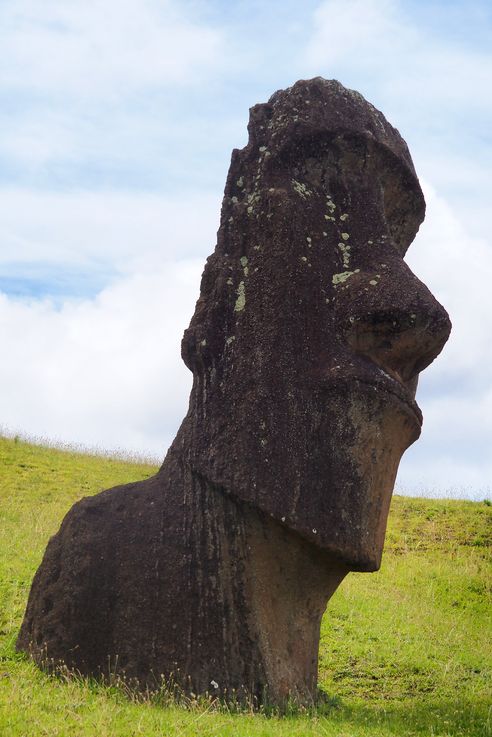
[318,386,421,572]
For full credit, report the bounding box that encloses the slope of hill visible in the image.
[0,437,490,736]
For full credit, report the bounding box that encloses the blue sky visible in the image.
[1,0,491,498]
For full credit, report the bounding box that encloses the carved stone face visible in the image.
[181,79,451,571]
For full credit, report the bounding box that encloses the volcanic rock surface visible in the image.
[17,78,451,707]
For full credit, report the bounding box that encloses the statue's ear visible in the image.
[181,303,210,373]
[181,251,239,374]
[181,323,196,371]
[181,253,218,373]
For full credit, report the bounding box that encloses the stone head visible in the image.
[180,78,451,571]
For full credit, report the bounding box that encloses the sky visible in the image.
[0,0,491,499]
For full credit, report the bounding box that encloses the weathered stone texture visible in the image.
[17,78,451,706]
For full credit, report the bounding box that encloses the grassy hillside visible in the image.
[0,436,490,737]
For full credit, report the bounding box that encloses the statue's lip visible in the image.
[359,371,423,426]
[320,366,423,426]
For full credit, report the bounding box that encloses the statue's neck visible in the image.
[160,447,348,703]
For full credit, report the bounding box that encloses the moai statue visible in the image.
[18,78,451,707]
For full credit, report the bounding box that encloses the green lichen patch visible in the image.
[292,180,312,199]
[234,281,246,312]
[326,197,336,213]
[240,256,249,277]
[246,191,261,215]
[338,242,351,269]
[332,269,360,286]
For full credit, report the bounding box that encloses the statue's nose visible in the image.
[337,262,451,390]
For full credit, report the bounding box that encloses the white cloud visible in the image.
[0,0,224,99]
[0,112,78,171]
[305,0,492,120]
[0,0,233,187]
[306,0,399,66]
[396,453,492,500]
[0,187,217,458]
[0,189,221,275]
[0,261,202,459]
[0,187,218,459]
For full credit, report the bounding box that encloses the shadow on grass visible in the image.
[324,695,491,737]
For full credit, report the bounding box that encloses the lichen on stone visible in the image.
[246,191,261,215]
[234,281,246,312]
[292,180,312,199]
[326,197,336,213]
[332,269,360,286]
[240,256,249,276]
[338,242,351,269]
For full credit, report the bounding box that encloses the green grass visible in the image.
[0,436,490,736]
